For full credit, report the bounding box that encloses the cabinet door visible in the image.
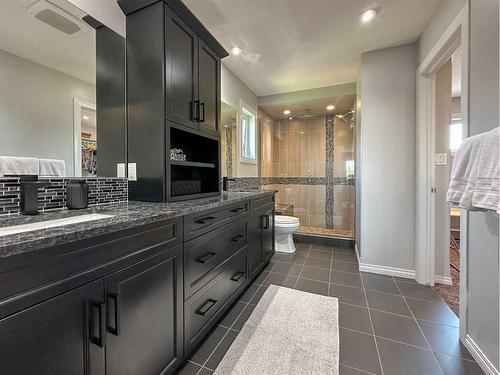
[248,212,263,277]
[0,279,105,375]
[198,39,220,135]
[165,7,198,129]
[262,208,275,263]
[105,245,183,375]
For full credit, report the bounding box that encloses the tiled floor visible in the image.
[176,242,484,375]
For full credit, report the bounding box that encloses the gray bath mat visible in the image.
[214,285,339,375]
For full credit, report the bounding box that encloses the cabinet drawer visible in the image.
[183,201,248,240]
[250,194,275,212]
[184,250,247,351]
[185,219,247,298]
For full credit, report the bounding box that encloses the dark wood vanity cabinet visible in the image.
[249,199,276,278]
[0,279,106,375]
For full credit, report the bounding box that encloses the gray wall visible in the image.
[467,0,499,370]
[419,0,467,62]
[0,49,96,176]
[359,43,418,271]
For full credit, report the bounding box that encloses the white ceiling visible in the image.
[0,0,95,83]
[184,0,441,96]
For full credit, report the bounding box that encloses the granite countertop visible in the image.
[0,190,275,259]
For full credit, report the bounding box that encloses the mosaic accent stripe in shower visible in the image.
[224,176,354,191]
[0,177,128,216]
[325,115,335,229]
[225,127,233,177]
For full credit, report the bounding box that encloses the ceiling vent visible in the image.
[27,0,87,36]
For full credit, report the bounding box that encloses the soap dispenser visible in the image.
[66,180,89,209]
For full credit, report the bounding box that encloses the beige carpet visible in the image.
[214,285,339,375]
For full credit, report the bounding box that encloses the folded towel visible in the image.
[39,158,66,177]
[471,127,499,213]
[0,156,39,177]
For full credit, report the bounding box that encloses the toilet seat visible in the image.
[275,215,300,226]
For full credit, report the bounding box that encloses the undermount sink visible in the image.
[0,213,115,237]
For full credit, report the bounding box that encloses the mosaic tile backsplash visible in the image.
[0,177,128,216]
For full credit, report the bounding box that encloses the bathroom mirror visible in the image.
[0,0,126,178]
[220,101,237,177]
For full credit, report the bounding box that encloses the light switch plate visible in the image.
[128,163,137,181]
[117,163,126,178]
[434,153,447,165]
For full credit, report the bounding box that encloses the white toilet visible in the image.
[274,215,300,253]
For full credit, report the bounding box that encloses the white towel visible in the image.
[39,158,66,177]
[471,127,499,213]
[0,156,39,177]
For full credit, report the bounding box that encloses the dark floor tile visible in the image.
[418,320,474,360]
[331,271,363,288]
[204,329,239,370]
[406,298,459,327]
[273,253,307,264]
[332,260,360,274]
[304,255,332,269]
[340,364,377,374]
[361,272,393,280]
[396,280,443,302]
[362,274,400,295]
[189,326,227,364]
[310,244,334,252]
[294,242,312,252]
[176,361,202,375]
[238,284,260,303]
[198,368,213,375]
[309,248,333,260]
[365,290,412,316]
[333,251,358,264]
[253,270,269,285]
[435,352,484,375]
[370,310,428,348]
[218,301,246,328]
[339,303,373,334]
[294,278,329,296]
[377,337,442,375]
[272,261,303,276]
[248,285,267,305]
[262,258,278,272]
[300,265,330,282]
[232,303,256,331]
[339,328,382,375]
[330,284,367,307]
[263,272,298,288]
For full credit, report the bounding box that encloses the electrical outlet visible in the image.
[128,163,137,181]
[117,163,126,178]
[434,153,447,165]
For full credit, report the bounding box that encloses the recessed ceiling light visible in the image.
[326,105,335,111]
[289,117,293,120]
[337,114,344,118]
[283,110,291,115]
[229,46,242,56]
[83,115,89,120]
[300,131,304,134]
[360,8,376,23]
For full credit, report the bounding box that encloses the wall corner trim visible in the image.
[464,334,500,375]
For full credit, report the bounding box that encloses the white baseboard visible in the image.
[464,334,499,375]
[355,245,416,280]
[434,275,453,285]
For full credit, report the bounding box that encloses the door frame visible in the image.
[73,98,96,177]
[415,2,469,336]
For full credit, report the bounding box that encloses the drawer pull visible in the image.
[195,216,216,224]
[231,234,245,242]
[231,271,245,282]
[106,293,120,336]
[261,215,270,229]
[230,207,245,213]
[196,252,216,263]
[196,299,217,316]
[89,300,106,348]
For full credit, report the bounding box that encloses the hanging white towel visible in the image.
[39,158,66,177]
[471,127,499,213]
[0,156,39,177]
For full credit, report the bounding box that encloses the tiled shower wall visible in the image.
[0,177,128,216]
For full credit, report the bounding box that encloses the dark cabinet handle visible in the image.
[231,234,244,242]
[106,293,120,336]
[89,301,106,348]
[194,216,216,224]
[196,299,217,316]
[198,102,205,123]
[196,252,216,263]
[231,271,245,282]
[230,207,245,213]
[192,100,200,121]
[261,215,270,229]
